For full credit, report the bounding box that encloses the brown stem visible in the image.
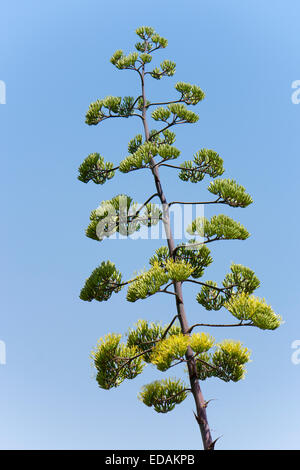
[169,199,222,206]
[188,321,254,333]
[140,64,213,450]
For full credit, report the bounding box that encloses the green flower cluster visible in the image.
[150,60,176,79]
[85,95,135,125]
[187,215,250,241]
[135,26,168,50]
[179,149,224,183]
[119,141,158,173]
[92,334,144,389]
[110,50,139,70]
[139,378,187,413]
[126,319,181,363]
[78,153,115,185]
[196,263,260,310]
[80,261,122,302]
[225,293,282,330]
[126,263,170,302]
[196,340,251,382]
[150,332,214,371]
[175,82,205,105]
[208,179,253,207]
[120,135,180,173]
[127,257,195,302]
[196,281,225,311]
[86,195,139,241]
[175,241,213,279]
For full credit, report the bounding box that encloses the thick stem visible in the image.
[140,66,213,450]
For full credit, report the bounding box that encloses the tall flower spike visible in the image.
[79,25,282,451]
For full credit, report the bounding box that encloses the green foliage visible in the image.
[85,95,135,125]
[150,331,214,372]
[135,247,197,288]
[86,194,140,241]
[151,107,171,122]
[119,141,157,173]
[190,332,215,354]
[141,203,162,227]
[223,263,260,296]
[139,53,152,64]
[175,82,205,105]
[119,96,135,116]
[196,263,260,310]
[139,378,188,413]
[85,99,104,125]
[150,60,176,79]
[92,334,144,389]
[86,194,162,240]
[208,179,253,207]
[126,320,163,363]
[168,103,199,123]
[196,281,225,311]
[78,153,115,185]
[126,319,181,363]
[126,262,169,302]
[165,259,194,281]
[135,27,168,53]
[157,143,181,161]
[150,34,168,49]
[224,293,282,330]
[151,103,198,123]
[135,27,168,50]
[150,331,215,371]
[137,97,151,110]
[179,149,224,183]
[187,215,249,241]
[110,50,139,69]
[149,245,170,267]
[195,353,216,380]
[120,136,180,172]
[135,26,155,40]
[80,261,122,302]
[175,241,213,278]
[150,129,176,145]
[149,243,212,280]
[211,340,251,382]
[110,49,123,65]
[128,134,143,154]
[150,334,190,371]
[196,340,251,382]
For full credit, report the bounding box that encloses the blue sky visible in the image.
[0,0,300,450]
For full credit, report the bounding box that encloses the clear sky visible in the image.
[1,0,300,450]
